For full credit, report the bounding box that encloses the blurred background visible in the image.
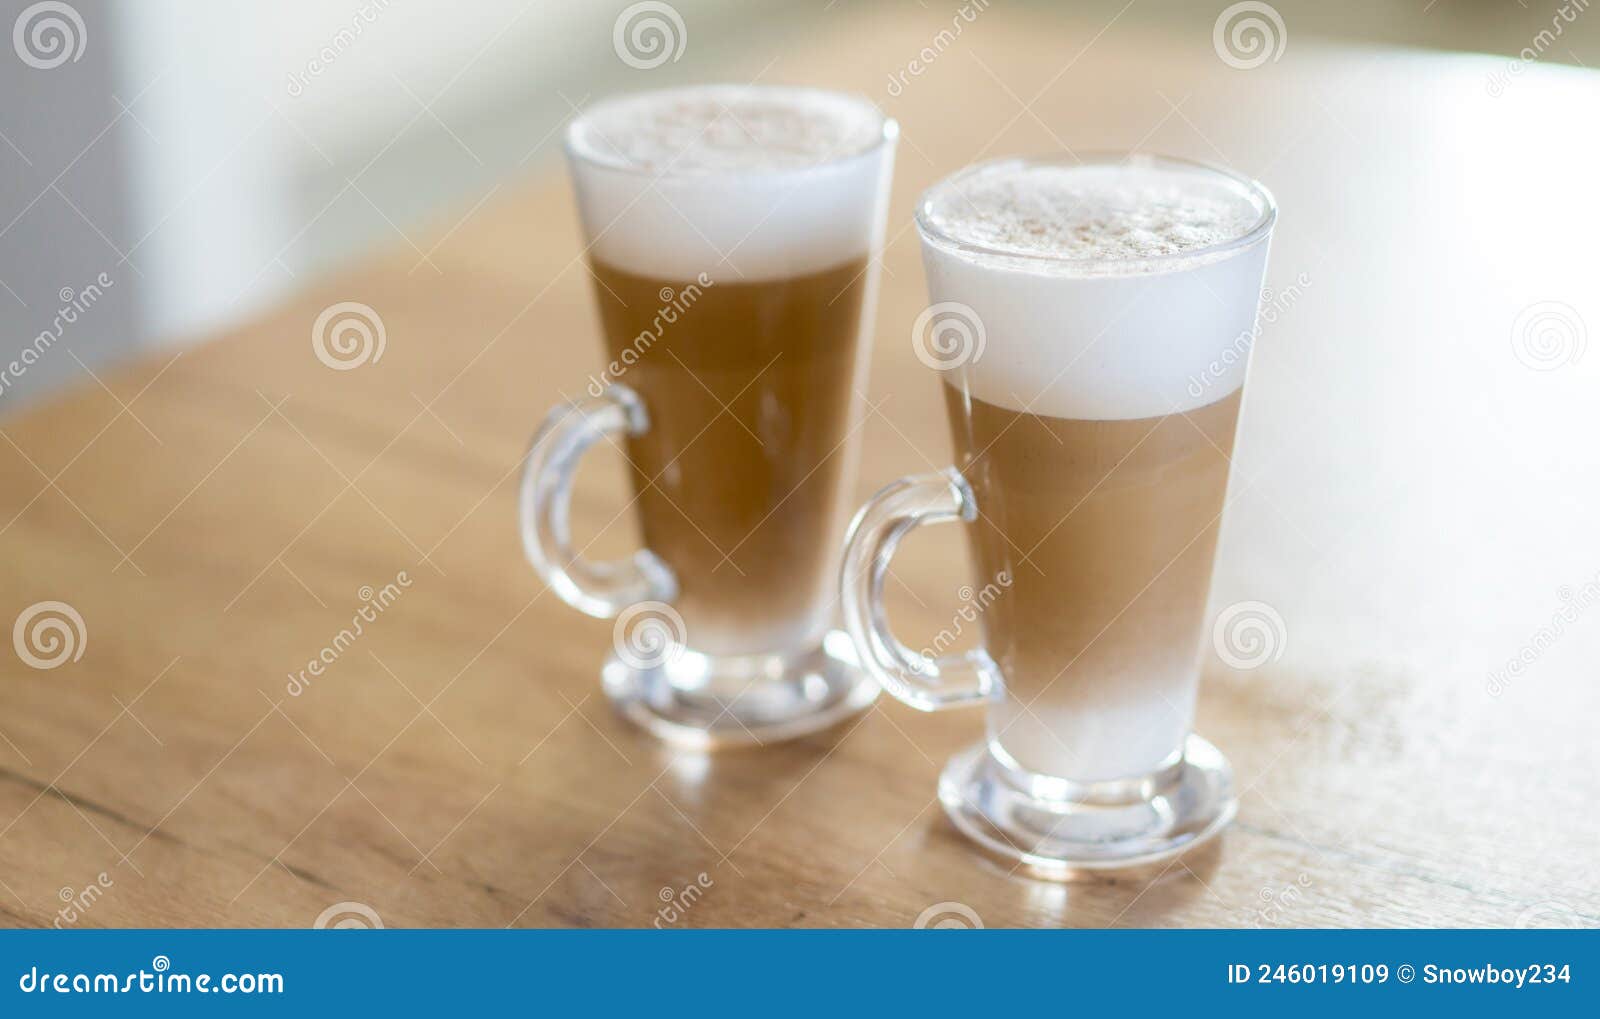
[0,0,1596,930]
[0,0,1595,408]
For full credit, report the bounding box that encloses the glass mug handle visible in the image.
[840,467,1004,710]
[517,383,677,618]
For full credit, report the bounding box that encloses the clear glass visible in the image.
[840,153,1275,872]
[519,86,897,747]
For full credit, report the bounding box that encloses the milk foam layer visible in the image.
[571,86,886,172]
[922,162,1265,264]
[567,85,895,282]
[918,157,1274,420]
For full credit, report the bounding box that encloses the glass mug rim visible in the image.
[563,82,900,181]
[914,150,1277,276]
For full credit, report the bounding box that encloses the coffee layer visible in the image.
[945,383,1243,783]
[594,256,870,657]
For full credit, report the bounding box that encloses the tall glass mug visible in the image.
[841,154,1275,871]
[519,86,897,747]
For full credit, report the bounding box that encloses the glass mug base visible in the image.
[601,630,879,749]
[937,733,1237,875]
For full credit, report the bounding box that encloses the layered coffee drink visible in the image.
[566,86,893,660]
[840,153,1272,867]
[919,159,1273,783]
[589,257,868,653]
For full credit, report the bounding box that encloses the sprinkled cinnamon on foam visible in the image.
[566,86,896,282]
[921,162,1265,264]
[571,85,886,173]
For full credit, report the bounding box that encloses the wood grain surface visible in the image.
[1,5,1597,929]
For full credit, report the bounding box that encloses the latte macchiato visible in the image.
[841,153,1275,869]
[919,158,1271,783]
[521,84,896,746]
[567,85,890,658]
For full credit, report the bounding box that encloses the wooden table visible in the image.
[2,6,1597,929]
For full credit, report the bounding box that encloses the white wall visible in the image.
[1,0,790,408]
